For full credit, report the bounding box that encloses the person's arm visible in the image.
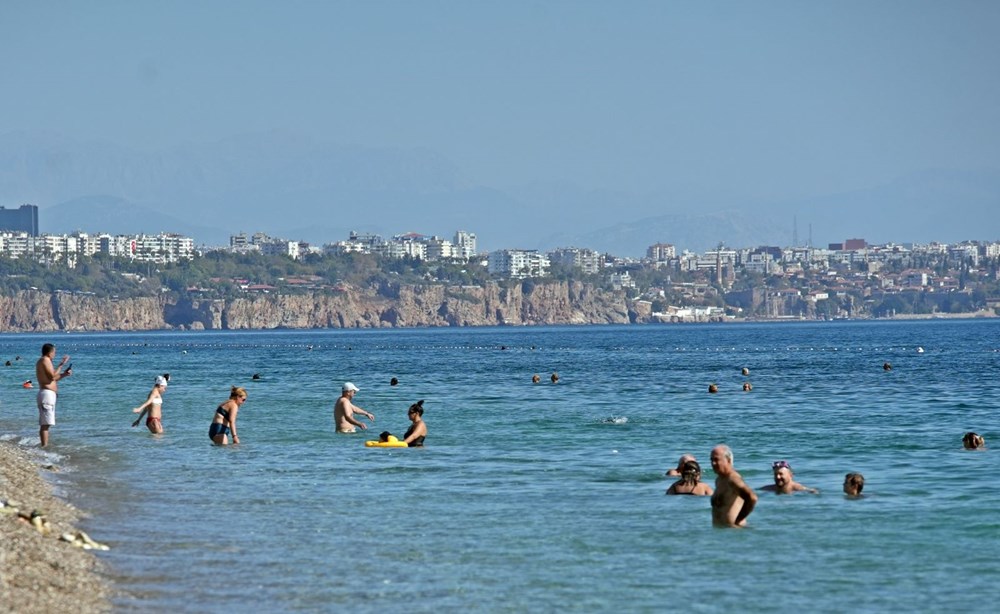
[345,408,368,430]
[794,483,820,494]
[698,483,715,496]
[354,404,375,422]
[229,405,240,443]
[50,356,71,381]
[733,477,758,525]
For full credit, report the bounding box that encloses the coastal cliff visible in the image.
[0,282,635,332]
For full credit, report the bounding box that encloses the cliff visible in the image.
[0,282,634,332]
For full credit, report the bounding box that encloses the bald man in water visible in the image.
[709,444,757,528]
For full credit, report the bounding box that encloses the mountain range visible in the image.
[1,130,997,256]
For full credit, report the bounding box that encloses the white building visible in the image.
[488,249,550,279]
[646,243,676,262]
[454,231,477,259]
[548,247,601,274]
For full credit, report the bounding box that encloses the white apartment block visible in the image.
[548,247,601,274]
[646,243,676,262]
[454,231,477,259]
[488,249,550,279]
[425,237,455,260]
[0,231,194,267]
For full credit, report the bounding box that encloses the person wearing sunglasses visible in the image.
[762,460,819,494]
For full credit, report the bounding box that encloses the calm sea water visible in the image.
[1,320,998,613]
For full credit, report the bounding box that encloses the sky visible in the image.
[2,1,1000,241]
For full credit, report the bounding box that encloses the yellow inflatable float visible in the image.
[365,434,408,448]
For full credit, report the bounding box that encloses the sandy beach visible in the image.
[0,441,112,613]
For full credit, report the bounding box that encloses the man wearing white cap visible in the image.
[334,382,375,433]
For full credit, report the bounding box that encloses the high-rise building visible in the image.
[454,231,477,259]
[0,204,39,236]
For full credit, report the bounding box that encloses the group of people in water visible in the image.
[664,433,985,527]
[127,378,425,447]
[20,342,424,448]
[127,377,426,447]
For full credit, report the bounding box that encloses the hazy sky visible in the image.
[3,0,1000,204]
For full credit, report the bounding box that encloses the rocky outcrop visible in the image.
[0,282,631,332]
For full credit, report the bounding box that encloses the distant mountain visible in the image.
[43,195,221,240]
[553,210,788,255]
[1,130,997,256]
[774,168,1000,247]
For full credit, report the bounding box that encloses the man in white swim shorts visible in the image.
[35,343,72,447]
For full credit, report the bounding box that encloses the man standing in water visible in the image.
[709,444,757,528]
[35,343,71,447]
[334,382,375,432]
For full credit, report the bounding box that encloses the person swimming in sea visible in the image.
[132,375,168,434]
[402,400,427,447]
[761,460,819,494]
[962,432,986,450]
[666,460,714,496]
[210,386,247,445]
[843,472,865,497]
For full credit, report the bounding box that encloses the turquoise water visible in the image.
[1,320,998,613]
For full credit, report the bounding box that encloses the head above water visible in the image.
[843,472,865,496]
[408,399,425,417]
[680,460,702,483]
[963,432,985,450]
[710,445,734,472]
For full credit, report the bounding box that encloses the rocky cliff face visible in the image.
[0,282,634,332]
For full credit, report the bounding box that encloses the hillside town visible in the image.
[2,203,999,321]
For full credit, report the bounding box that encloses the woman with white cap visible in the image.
[133,374,170,434]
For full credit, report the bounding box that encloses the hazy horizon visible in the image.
[2,1,999,254]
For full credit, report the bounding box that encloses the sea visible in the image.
[1,319,998,613]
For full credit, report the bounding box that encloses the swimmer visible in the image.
[209,386,247,445]
[962,432,986,450]
[666,460,714,496]
[402,400,427,447]
[132,375,168,434]
[708,383,718,394]
[390,377,399,386]
[334,382,375,433]
[709,445,757,527]
[378,430,393,442]
[883,362,892,371]
[742,382,752,392]
[551,372,560,384]
[666,454,696,477]
[843,473,865,497]
[22,380,33,388]
[532,374,541,384]
[252,373,261,380]
[741,367,750,376]
[762,460,819,494]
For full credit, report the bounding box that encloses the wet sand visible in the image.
[0,441,112,613]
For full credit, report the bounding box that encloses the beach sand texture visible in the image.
[0,442,112,613]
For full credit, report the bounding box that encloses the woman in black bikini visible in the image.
[402,400,427,447]
[210,386,247,445]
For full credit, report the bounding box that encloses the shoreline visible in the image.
[0,440,113,613]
